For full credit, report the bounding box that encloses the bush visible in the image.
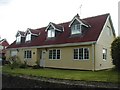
[8,56,21,69]
[32,65,40,69]
[111,37,120,71]
[19,61,27,69]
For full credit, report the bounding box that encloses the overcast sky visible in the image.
[0,0,119,44]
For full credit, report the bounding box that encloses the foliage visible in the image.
[32,60,40,69]
[19,61,28,69]
[111,37,120,71]
[8,56,22,69]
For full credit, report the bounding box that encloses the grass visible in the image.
[2,65,119,83]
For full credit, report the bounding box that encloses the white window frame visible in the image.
[73,48,89,60]
[47,29,55,38]
[103,48,107,61]
[71,24,81,35]
[49,49,61,60]
[16,35,21,43]
[24,50,32,59]
[11,50,17,57]
[25,34,31,42]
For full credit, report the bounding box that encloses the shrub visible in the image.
[111,37,120,71]
[8,56,21,69]
[32,60,40,69]
[19,61,27,69]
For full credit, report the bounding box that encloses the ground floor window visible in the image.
[103,48,107,60]
[73,48,89,60]
[49,49,61,60]
[24,50,32,58]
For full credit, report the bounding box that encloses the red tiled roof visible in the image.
[0,39,9,46]
[7,13,109,49]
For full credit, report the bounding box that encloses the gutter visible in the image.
[7,41,96,50]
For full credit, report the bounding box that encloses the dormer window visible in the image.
[71,24,81,34]
[46,22,63,38]
[69,14,90,35]
[47,29,55,38]
[16,36,21,43]
[16,31,25,44]
[26,33,31,41]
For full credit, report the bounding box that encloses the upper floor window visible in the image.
[71,24,81,34]
[47,29,55,38]
[16,36,21,43]
[26,34,31,41]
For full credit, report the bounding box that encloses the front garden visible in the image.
[2,64,119,84]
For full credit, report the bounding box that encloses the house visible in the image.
[0,39,9,60]
[6,13,116,70]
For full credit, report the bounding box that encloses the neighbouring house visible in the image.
[6,13,116,70]
[0,39,9,60]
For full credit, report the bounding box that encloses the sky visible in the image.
[0,0,119,44]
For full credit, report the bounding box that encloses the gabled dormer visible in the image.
[16,31,25,44]
[69,14,90,35]
[25,28,39,42]
[45,22,63,38]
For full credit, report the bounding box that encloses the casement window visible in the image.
[16,36,21,43]
[47,29,55,38]
[26,34,31,41]
[103,48,107,60]
[73,48,89,60]
[24,50,32,58]
[49,49,61,60]
[71,24,81,34]
[11,50,17,56]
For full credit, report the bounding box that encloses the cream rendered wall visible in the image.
[6,48,38,66]
[95,17,115,70]
[43,45,93,70]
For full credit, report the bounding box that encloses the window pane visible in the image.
[71,24,81,34]
[57,50,60,59]
[51,30,55,37]
[79,48,83,59]
[103,49,107,60]
[74,49,78,59]
[49,50,52,59]
[48,29,55,37]
[53,49,56,59]
[24,51,26,58]
[84,48,89,59]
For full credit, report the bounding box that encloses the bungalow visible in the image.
[6,13,116,70]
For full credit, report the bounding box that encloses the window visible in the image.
[103,48,107,60]
[11,50,17,56]
[47,29,55,38]
[71,24,81,34]
[16,36,21,43]
[24,50,32,58]
[73,48,89,60]
[26,34,31,41]
[49,49,61,60]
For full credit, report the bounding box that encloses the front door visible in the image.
[39,50,45,67]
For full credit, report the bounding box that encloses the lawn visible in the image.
[2,65,119,83]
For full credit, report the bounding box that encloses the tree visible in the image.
[111,37,120,70]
